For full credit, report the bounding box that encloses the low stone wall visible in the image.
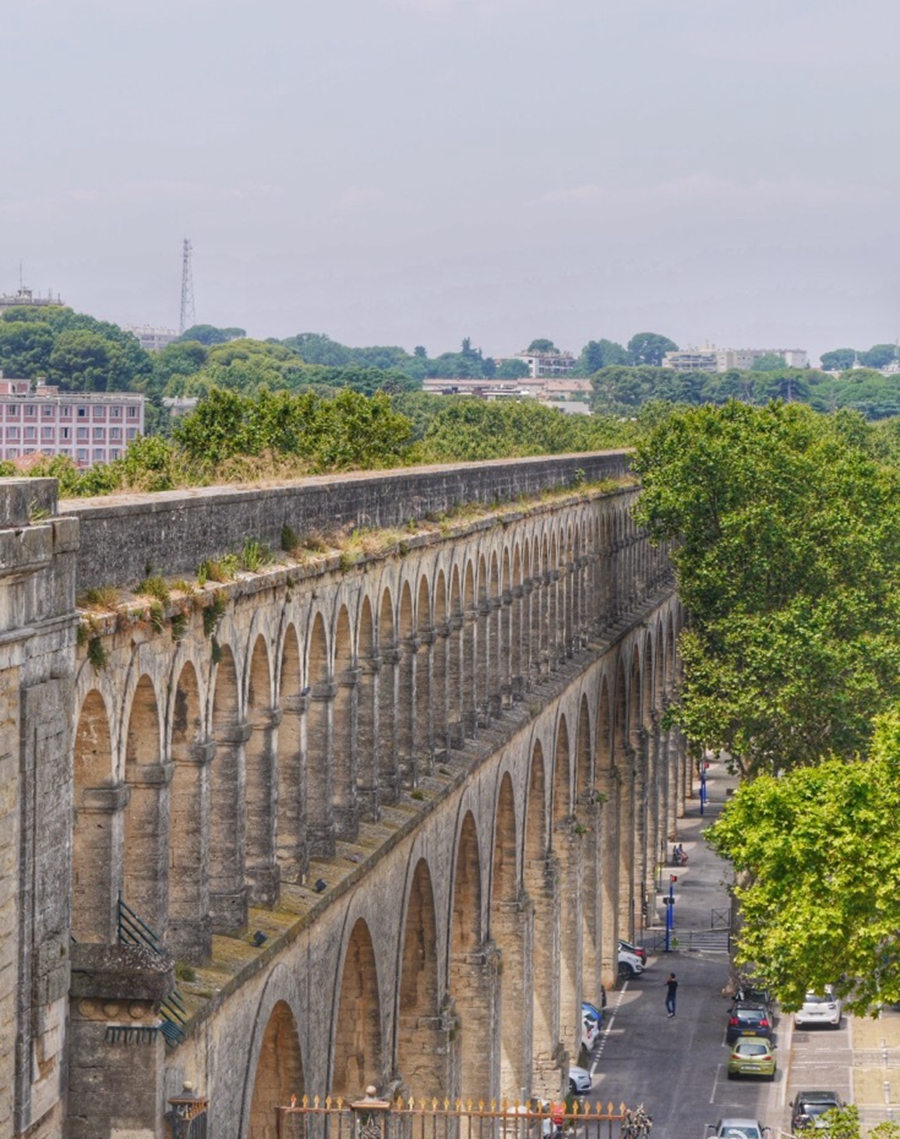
[60,451,632,591]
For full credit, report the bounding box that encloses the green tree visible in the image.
[0,319,55,377]
[750,352,786,372]
[627,332,678,367]
[177,324,246,346]
[709,713,900,1013]
[494,358,530,379]
[632,400,900,775]
[859,343,899,369]
[820,348,857,372]
[526,338,556,353]
[578,338,629,375]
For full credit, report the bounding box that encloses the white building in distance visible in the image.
[511,348,576,378]
[124,325,180,352]
[663,346,809,373]
[0,285,66,314]
[0,376,144,468]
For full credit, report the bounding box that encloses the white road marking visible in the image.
[710,1064,722,1102]
[591,981,629,1075]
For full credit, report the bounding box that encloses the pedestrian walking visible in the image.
[664,973,678,1017]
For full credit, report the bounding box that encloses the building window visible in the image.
[41,426,54,441]
[42,405,53,417]
[24,426,36,440]
[77,407,88,418]
[61,427,71,440]
[126,427,138,440]
[110,426,121,441]
[109,448,121,460]
[93,427,105,442]
[110,406,121,418]
[76,426,88,441]
[127,406,138,418]
[93,448,105,463]
[76,448,88,463]
[6,427,18,441]
[60,405,71,417]
[25,405,36,417]
[93,406,106,420]
[6,405,18,417]
[7,449,18,458]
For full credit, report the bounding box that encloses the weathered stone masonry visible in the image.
[0,453,689,1139]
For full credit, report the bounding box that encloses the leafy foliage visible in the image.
[633,401,900,774]
[709,713,900,1013]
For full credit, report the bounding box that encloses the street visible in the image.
[586,760,900,1139]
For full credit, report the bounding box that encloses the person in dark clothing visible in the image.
[665,973,678,1017]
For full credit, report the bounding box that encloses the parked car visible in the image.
[735,984,772,1012]
[707,1118,770,1139]
[582,1001,603,1026]
[581,1012,601,1052]
[794,990,842,1029]
[618,949,644,979]
[727,1038,776,1081]
[726,1001,773,1043]
[618,938,647,965]
[790,1091,845,1130]
[569,1066,592,1095]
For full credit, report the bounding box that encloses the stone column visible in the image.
[577,792,602,1006]
[245,707,282,906]
[617,747,637,941]
[306,681,336,858]
[493,898,533,1102]
[597,766,620,989]
[397,636,419,787]
[356,654,380,821]
[446,613,465,750]
[462,610,478,738]
[632,730,649,938]
[449,942,501,1103]
[73,782,130,943]
[476,602,492,728]
[416,628,435,774]
[510,583,524,702]
[554,821,582,1061]
[523,857,563,1097]
[334,667,360,840]
[377,647,400,803]
[431,622,450,761]
[499,588,513,709]
[124,759,174,935]
[276,694,308,885]
[168,739,214,962]
[485,597,502,720]
[209,720,250,932]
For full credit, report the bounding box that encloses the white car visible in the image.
[794,989,842,1029]
[581,1012,601,1051]
[618,948,644,979]
[569,1066,592,1095]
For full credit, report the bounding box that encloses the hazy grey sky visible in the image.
[1,0,898,360]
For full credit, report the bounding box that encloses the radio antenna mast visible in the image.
[179,238,196,334]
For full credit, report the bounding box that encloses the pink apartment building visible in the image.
[0,377,145,468]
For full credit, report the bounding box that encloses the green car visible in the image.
[727,1038,776,1080]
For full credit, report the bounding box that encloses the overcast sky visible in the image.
[1,0,897,361]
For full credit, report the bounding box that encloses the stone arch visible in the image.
[415,574,433,773]
[432,569,449,759]
[209,643,246,932]
[332,918,383,1098]
[306,611,334,856]
[448,810,487,1100]
[168,660,209,961]
[333,603,358,840]
[73,689,118,942]
[462,560,477,737]
[552,716,579,1058]
[246,634,278,905]
[511,542,523,696]
[356,596,378,820]
[491,772,526,1099]
[397,581,416,785]
[397,858,443,1097]
[123,674,166,932]
[248,1000,305,1139]
[447,566,463,746]
[576,695,600,1012]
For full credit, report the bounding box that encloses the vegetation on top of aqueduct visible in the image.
[1,387,638,498]
[633,399,900,1015]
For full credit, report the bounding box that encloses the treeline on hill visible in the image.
[633,401,900,1013]
[2,389,638,497]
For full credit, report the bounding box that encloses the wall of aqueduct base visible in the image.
[0,455,687,1139]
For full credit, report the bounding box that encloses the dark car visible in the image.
[790,1092,845,1131]
[726,1001,773,1044]
[735,985,772,1013]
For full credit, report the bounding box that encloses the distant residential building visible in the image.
[663,345,809,373]
[543,378,593,399]
[0,375,144,468]
[0,284,65,314]
[162,396,199,418]
[512,348,576,378]
[124,325,179,352]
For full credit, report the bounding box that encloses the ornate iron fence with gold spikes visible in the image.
[275,1090,636,1139]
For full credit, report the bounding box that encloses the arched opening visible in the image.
[397,582,416,785]
[462,562,477,737]
[596,675,619,986]
[210,644,247,932]
[491,773,526,1100]
[123,675,165,932]
[397,859,444,1097]
[449,812,487,1099]
[447,567,463,747]
[356,597,379,820]
[168,661,209,962]
[333,919,383,1098]
[576,697,600,1008]
[73,690,117,942]
[476,555,489,725]
[511,544,523,700]
[248,1000,305,1139]
[377,588,399,803]
[246,636,278,906]
[277,625,308,884]
[415,575,433,773]
[552,717,580,1058]
[432,571,449,759]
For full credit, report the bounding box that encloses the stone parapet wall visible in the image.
[59,451,632,591]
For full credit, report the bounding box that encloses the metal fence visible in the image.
[276,1093,644,1139]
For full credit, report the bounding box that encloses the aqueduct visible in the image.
[0,452,688,1139]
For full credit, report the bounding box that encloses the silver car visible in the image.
[794,990,842,1029]
[707,1118,770,1139]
